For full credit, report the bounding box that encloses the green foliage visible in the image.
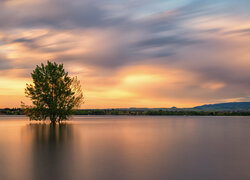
[22,61,83,122]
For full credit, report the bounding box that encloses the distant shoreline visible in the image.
[1,108,250,116]
[1,102,250,116]
[1,114,250,116]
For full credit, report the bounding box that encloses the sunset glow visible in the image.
[0,0,250,108]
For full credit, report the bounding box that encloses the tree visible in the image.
[22,61,83,123]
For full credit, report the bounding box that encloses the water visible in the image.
[0,115,250,180]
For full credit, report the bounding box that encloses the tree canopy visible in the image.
[22,61,83,123]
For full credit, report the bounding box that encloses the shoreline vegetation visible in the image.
[1,108,250,116]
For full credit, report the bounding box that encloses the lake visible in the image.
[0,115,250,180]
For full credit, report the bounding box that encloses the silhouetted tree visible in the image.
[22,61,83,123]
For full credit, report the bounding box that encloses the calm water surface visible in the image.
[0,115,250,180]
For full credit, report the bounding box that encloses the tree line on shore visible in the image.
[1,108,250,116]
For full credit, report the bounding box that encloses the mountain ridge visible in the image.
[192,102,250,111]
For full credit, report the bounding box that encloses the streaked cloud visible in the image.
[0,0,250,108]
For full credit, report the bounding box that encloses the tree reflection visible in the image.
[25,122,74,180]
[27,122,72,146]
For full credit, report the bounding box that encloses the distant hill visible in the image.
[192,102,250,111]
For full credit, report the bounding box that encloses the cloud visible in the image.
[137,36,200,48]
[1,0,250,107]
[226,28,250,35]
[0,55,12,70]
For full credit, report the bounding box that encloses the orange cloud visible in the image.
[1,0,250,108]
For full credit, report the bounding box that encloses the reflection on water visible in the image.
[26,123,74,180]
[0,116,250,180]
[26,122,72,146]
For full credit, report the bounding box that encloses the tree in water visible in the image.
[22,61,83,123]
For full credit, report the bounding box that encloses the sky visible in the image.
[0,0,250,108]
